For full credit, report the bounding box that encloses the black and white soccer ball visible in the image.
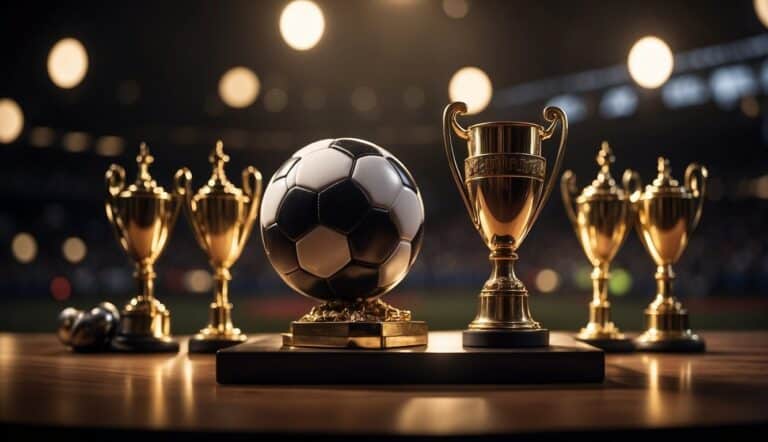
[260,138,424,302]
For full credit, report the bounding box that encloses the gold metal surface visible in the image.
[443,101,568,332]
[174,141,262,348]
[633,157,708,349]
[285,321,429,349]
[561,142,640,341]
[105,143,180,342]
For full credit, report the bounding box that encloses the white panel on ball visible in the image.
[296,226,351,278]
[295,149,353,190]
[352,156,403,208]
[260,177,287,227]
[391,187,423,240]
[294,138,333,158]
[378,241,411,287]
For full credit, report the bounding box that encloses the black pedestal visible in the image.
[216,331,603,384]
[188,337,245,354]
[576,337,635,353]
[462,328,549,348]
[110,335,179,353]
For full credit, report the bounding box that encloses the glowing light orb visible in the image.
[280,1,325,51]
[443,0,469,19]
[48,38,89,89]
[535,268,560,293]
[12,233,37,264]
[0,98,23,143]
[628,36,674,89]
[62,237,87,264]
[448,66,493,114]
[219,67,260,108]
[756,0,768,28]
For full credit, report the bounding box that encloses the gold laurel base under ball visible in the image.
[283,299,428,349]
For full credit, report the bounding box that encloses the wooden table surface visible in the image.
[1,332,767,439]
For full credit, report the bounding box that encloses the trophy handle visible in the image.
[442,102,478,229]
[532,106,568,227]
[173,168,207,252]
[684,163,708,231]
[105,164,129,251]
[237,166,263,252]
[559,170,579,226]
[622,169,643,203]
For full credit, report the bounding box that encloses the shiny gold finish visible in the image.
[561,142,640,345]
[633,157,708,352]
[105,143,181,352]
[285,321,429,349]
[443,102,568,347]
[175,141,262,353]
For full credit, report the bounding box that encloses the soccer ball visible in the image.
[260,138,424,302]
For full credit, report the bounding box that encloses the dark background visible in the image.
[0,0,766,333]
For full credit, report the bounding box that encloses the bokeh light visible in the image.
[95,135,125,156]
[448,66,493,114]
[628,36,674,89]
[756,0,768,28]
[183,269,213,293]
[28,126,55,148]
[0,98,24,144]
[609,268,633,296]
[47,38,89,89]
[350,86,378,113]
[62,131,91,152]
[62,237,87,264]
[264,88,288,112]
[50,276,72,301]
[11,233,37,264]
[573,266,593,291]
[403,86,425,109]
[443,0,469,19]
[280,0,325,51]
[535,268,561,293]
[219,67,260,108]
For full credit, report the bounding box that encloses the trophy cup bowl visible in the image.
[175,141,262,353]
[633,158,707,352]
[106,143,181,353]
[560,142,639,352]
[443,102,567,348]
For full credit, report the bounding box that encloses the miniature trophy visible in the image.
[443,102,568,347]
[259,138,426,349]
[105,143,181,352]
[633,157,708,352]
[561,142,639,352]
[175,141,263,353]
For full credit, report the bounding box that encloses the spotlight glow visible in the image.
[535,268,560,293]
[756,0,768,28]
[448,66,493,114]
[280,0,325,51]
[628,36,674,89]
[219,67,260,108]
[443,0,469,19]
[62,237,87,264]
[47,38,89,89]
[0,98,23,144]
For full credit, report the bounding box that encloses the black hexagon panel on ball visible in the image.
[260,138,426,349]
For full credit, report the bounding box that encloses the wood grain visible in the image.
[1,332,767,437]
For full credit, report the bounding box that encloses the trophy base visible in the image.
[188,334,248,354]
[462,328,549,348]
[284,321,428,349]
[575,336,635,353]
[634,331,706,353]
[110,334,179,353]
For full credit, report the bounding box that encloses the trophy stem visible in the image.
[136,261,157,304]
[575,264,629,346]
[188,266,247,353]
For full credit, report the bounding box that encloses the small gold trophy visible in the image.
[633,157,708,352]
[561,142,639,352]
[105,143,181,352]
[443,102,568,347]
[175,141,262,353]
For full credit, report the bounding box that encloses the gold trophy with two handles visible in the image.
[443,102,567,347]
[175,141,263,353]
[561,142,638,352]
[633,157,707,352]
[106,143,181,352]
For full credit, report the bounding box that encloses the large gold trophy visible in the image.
[105,143,181,352]
[175,141,262,353]
[443,102,567,347]
[633,157,708,352]
[561,142,638,352]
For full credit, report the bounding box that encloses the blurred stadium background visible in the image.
[1,0,766,333]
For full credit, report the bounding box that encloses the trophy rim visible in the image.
[467,120,545,131]
[116,190,174,201]
[462,151,545,160]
